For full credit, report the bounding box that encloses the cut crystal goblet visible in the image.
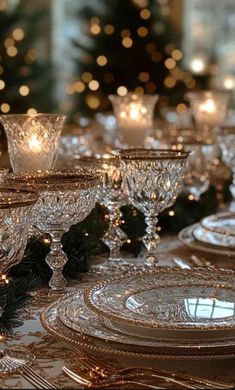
[119,149,189,267]
[0,114,66,173]
[0,189,38,275]
[6,170,101,290]
[218,127,235,210]
[76,155,129,271]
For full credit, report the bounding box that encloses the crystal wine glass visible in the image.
[218,127,235,210]
[109,93,158,147]
[119,149,189,267]
[0,189,38,275]
[76,155,129,271]
[0,114,66,173]
[6,170,101,290]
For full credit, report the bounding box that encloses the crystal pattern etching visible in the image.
[218,130,235,208]
[0,114,66,173]
[120,150,189,266]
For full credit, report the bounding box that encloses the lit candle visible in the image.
[109,94,158,147]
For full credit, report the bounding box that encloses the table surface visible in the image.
[1,236,235,389]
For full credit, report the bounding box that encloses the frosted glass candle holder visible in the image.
[0,114,66,173]
[109,93,158,147]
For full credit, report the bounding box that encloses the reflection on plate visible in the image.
[40,300,235,360]
[178,224,235,257]
[201,212,235,237]
[193,224,235,249]
[84,267,235,339]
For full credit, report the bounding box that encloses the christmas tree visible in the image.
[0,0,54,114]
[72,0,197,116]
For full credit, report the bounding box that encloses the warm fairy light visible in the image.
[121,29,131,38]
[188,194,195,201]
[185,77,196,88]
[122,37,133,48]
[90,24,101,35]
[104,24,114,35]
[19,85,30,96]
[0,80,5,90]
[190,57,205,74]
[177,103,187,113]
[117,86,128,96]
[164,76,176,88]
[26,48,38,61]
[145,81,156,92]
[7,46,17,57]
[28,134,42,152]
[96,55,107,66]
[140,8,151,19]
[223,76,235,90]
[86,95,100,109]
[12,28,25,41]
[1,103,10,113]
[0,66,4,75]
[165,43,174,55]
[0,0,6,11]
[135,86,144,94]
[27,108,38,115]
[146,43,156,53]
[90,17,100,24]
[139,71,150,82]
[199,99,216,114]
[157,226,161,231]
[137,26,148,37]
[44,238,51,245]
[66,84,75,95]
[82,72,93,83]
[4,38,14,48]
[75,81,85,92]
[169,210,175,216]
[165,58,176,69]
[151,52,162,62]
[172,49,183,61]
[89,80,99,91]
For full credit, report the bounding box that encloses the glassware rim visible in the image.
[5,170,102,191]
[0,113,66,120]
[186,90,229,99]
[0,188,38,209]
[118,148,190,160]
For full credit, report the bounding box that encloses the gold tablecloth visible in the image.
[1,236,235,389]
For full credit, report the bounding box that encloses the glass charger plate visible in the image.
[193,224,235,249]
[201,212,235,237]
[178,224,235,257]
[84,267,235,339]
[58,290,235,351]
[40,299,235,360]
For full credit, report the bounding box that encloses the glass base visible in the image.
[88,258,141,276]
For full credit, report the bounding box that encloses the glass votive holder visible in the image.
[109,93,158,147]
[0,114,66,173]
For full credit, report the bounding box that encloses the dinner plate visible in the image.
[178,223,235,257]
[41,299,235,360]
[84,267,235,339]
[201,212,235,236]
[193,224,235,249]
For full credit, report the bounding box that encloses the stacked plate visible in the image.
[179,212,235,257]
[41,267,235,360]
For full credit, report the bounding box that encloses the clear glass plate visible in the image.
[41,299,235,360]
[201,212,235,237]
[193,224,235,249]
[178,224,235,257]
[84,267,235,339]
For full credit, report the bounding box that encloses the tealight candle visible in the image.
[0,114,66,173]
[109,93,158,147]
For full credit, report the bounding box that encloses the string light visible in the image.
[27,108,38,115]
[96,55,107,66]
[117,86,128,96]
[139,71,150,82]
[0,0,6,11]
[85,94,100,109]
[75,81,85,92]
[90,24,101,35]
[19,85,30,96]
[0,80,5,90]
[12,28,24,41]
[122,37,133,48]
[66,84,75,95]
[140,8,151,19]
[145,81,156,92]
[1,103,10,113]
[164,76,176,88]
[7,46,17,57]
[88,80,99,91]
[4,38,14,48]
[135,86,144,94]
[172,49,183,61]
[165,58,176,69]
[82,72,93,82]
[104,24,115,35]
[169,210,175,216]
[121,29,131,38]
[0,66,4,75]
[137,26,148,37]
[176,103,187,113]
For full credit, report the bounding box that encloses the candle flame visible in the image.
[199,98,216,114]
[28,135,42,152]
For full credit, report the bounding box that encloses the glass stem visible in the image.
[143,213,160,267]
[45,230,68,291]
[103,203,127,262]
